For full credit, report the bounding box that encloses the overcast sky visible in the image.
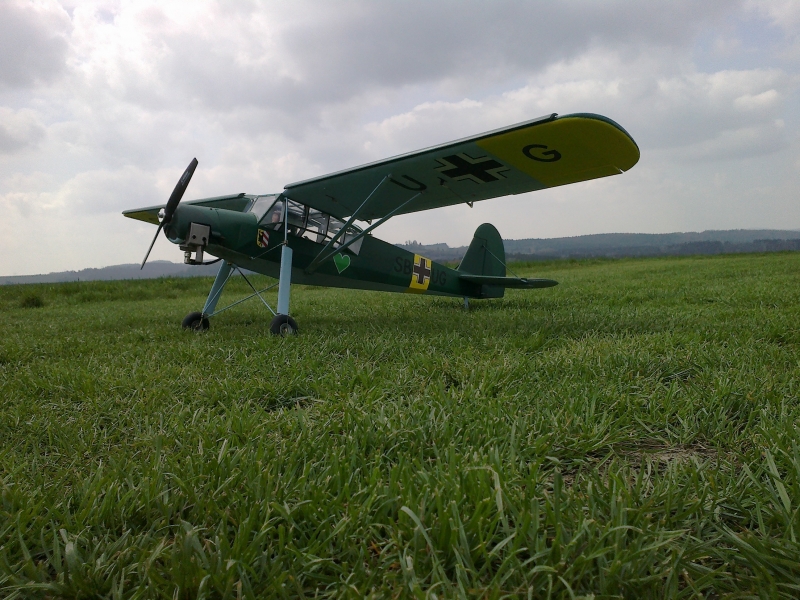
[1,0,798,275]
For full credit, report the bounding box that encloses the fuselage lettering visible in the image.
[429,268,447,287]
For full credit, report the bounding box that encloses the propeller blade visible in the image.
[140,223,164,269]
[139,158,197,269]
[162,157,198,224]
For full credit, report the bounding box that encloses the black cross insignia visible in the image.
[413,256,431,285]
[435,153,508,184]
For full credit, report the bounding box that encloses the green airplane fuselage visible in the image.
[167,199,498,299]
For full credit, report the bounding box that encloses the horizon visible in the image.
[4,227,800,279]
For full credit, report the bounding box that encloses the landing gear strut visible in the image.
[183,206,298,334]
[271,242,297,335]
[182,261,235,332]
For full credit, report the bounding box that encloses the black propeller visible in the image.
[141,158,198,269]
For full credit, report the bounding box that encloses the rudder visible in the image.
[457,223,505,277]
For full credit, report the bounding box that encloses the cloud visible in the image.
[0,0,70,90]
[356,56,792,167]
[0,164,162,219]
[58,166,162,214]
[746,0,800,30]
[54,1,740,121]
[733,88,780,110]
[0,108,46,154]
[678,122,788,161]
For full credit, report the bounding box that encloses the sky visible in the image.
[1,0,798,276]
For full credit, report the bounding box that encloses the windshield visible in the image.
[257,198,365,254]
[248,195,279,219]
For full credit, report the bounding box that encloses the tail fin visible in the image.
[457,223,558,296]
[457,223,505,277]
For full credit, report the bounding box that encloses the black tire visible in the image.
[270,314,298,336]
[182,311,209,331]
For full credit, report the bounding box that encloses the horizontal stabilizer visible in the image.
[123,206,162,225]
[123,193,249,225]
[458,274,558,288]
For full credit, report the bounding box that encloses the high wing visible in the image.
[282,113,639,221]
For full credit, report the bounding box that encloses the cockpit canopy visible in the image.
[246,195,364,254]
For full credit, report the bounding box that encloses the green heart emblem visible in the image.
[333,253,351,273]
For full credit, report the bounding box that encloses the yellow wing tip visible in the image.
[477,112,640,187]
[555,113,640,171]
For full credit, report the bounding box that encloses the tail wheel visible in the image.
[270,314,298,336]
[182,311,209,331]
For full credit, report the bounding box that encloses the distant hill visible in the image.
[401,229,800,262]
[4,229,800,285]
[0,261,222,286]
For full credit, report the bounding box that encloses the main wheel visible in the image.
[270,314,298,336]
[182,311,209,331]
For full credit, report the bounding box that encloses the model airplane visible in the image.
[124,112,639,334]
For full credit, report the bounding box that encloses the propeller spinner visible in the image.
[140,158,198,269]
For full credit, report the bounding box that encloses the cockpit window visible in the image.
[259,199,304,227]
[328,215,364,254]
[257,197,365,255]
[264,200,284,225]
[286,200,306,232]
[248,195,279,219]
[303,209,329,244]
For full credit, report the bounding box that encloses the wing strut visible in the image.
[304,190,423,275]
[300,174,392,273]
[301,174,389,273]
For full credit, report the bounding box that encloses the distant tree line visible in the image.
[402,231,800,263]
[506,239,800,261]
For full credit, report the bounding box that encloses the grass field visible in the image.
[2,252,800,598]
